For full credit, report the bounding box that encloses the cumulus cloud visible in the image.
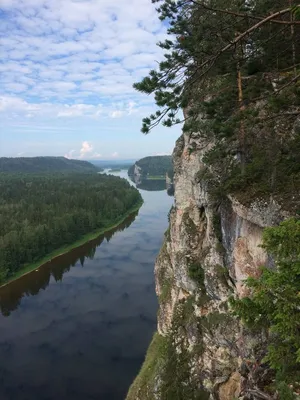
[111,151,119,158]
[79,141,93,159]
[64,143,104,160]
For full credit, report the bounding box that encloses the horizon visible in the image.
[0,0,182,159]
[0,154,173,162]
[0,155,171,162]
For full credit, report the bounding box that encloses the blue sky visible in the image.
[0,0,182,160]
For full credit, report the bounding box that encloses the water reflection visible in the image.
[0,171,173,400]
[136,179,167,191]
[128,175,167,191]
[0,211,138,317]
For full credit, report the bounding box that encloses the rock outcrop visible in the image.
[127,130,293,400]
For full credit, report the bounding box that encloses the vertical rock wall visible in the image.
[127,130,290,400]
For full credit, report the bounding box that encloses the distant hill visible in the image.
[128,156,173,178]
[90,159,136,169]
[0,157,99,173]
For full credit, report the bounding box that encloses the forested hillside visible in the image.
[128,156,173,178]
[0,157,99,173]
[0,173,142,284]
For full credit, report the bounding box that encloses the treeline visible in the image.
[0,211,138,317]
[0,156,100,173]
[0,173,142,283]
[128,156,173,178]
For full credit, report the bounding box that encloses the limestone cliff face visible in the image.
[127,130,291,400]
[133,164,143,185]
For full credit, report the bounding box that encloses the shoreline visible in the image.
[0,200,143,289]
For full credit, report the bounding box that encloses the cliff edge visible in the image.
[127,126,298,400]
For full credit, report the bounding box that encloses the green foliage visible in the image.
[188,262,205,291]
[127,306,209,400]
[135,0,300,133]
[159,274,173,303]
[134,0,300,206]
[159,335,209,400]
[182,212,198,237]
[262,218,300,261]
[276,381,296,400]
[0,156,99,173]
[126,332,168,400]
[0,173,142,283]
[206,130,300,206]
[230,218,300,393]
[199,312,232,332]
[159,300,210,400]
[128,155,173,178]
[212,213,222,243]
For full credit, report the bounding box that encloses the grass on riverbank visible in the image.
[1,200,143,288]
[126,332,167,400]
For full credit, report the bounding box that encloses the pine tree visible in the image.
[134,1,300,193]
[230,218,300,398]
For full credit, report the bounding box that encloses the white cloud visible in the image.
[0,96,153,121]
[111,151,119,158]
[5,83,28,93]
[65,149,76,159]
[0,0,183,160]
[64,144,103,160]
[79,141,93,159]
[92,152,102,159]
[110,110,123,118]
[57,104,95,117]
[0,0,166,107]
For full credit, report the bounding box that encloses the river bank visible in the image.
[0,200,143,289]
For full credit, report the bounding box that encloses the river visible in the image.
[0,170,173,400]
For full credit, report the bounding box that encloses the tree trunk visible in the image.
[237,56,245,173]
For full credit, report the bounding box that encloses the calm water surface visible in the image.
[0,171,173,400]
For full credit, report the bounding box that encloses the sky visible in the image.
[0,0,182,160]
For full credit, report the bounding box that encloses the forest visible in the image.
[128,156,173,178]
[0,156,100,173]
[0,173,142,284]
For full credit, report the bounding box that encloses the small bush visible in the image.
[188,262,205,291]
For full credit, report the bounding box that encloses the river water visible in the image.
[0,170,173,400]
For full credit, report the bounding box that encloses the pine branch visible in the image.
[188,0,300,25]
[275,72,300,93]
[194,6,300,74]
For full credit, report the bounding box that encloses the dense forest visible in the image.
[0,173,142,284]
[128,156,173,178]
[0,157,100,173]
[0,211,138,317]
[91,160,135,170]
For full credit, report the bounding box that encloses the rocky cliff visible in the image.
[127,127,296,400]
